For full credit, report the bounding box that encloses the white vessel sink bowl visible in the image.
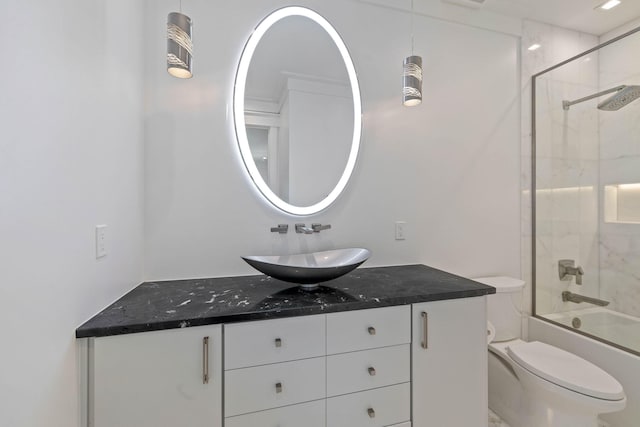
[242,248,371,289]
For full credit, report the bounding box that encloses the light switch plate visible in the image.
[95,224,107,258]
[395,221,407,240]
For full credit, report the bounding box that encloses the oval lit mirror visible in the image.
[234,7,362,216]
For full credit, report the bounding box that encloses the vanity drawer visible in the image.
[224,357,325,417]
[326,383,411,427]
[326,305,410,354]
[224,314,325,369]
[327,344,410,397]
[225,399,325,427]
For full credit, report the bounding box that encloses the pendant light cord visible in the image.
[411,0,415,55]
[180,0,182,12]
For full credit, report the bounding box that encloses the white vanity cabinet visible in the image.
[92,324,222,427]
[224,306,412,427]
[412,296,488,427]
[86,296,489,427]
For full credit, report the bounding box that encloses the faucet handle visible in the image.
[558,259,585,285]
[270,224,288,234]
[575,266,585,285]
[311,223,331,233]
[558,259,576,281]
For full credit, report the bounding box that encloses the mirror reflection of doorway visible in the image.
[246,127,269,183]
[246,121,282,198]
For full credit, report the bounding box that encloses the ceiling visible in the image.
[479,0,640,36]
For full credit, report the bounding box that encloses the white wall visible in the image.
[143,0,521,281]
[0,1,145,426]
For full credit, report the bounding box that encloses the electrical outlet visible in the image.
[395,221,407,240]
[95,225,107,258]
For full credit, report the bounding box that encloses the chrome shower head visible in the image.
[598,85,640,111]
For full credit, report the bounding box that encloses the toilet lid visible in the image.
[507,341,625,401]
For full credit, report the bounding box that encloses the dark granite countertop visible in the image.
[76,264,495,338]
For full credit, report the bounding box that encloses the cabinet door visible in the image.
[93,325,222,427]
[412,297,487,427]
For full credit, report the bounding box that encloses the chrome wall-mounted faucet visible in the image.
[558,259,584,285]
[295,223,332,234]
[295,223,314,234]
[270,224,288,234]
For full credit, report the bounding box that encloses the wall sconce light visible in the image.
[167,11,193,78]
[403,0,422,106]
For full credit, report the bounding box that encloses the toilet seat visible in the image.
[507,341,625,401]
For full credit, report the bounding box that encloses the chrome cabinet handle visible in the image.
[203,336,210,384]
[368,366,376,376]
[367,408,375,418]
[421,311,428,349]
[367,326,376,335]
[275,338,282,348]
[275,382,283,393]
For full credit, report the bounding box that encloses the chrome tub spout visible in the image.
[562,291,609,307]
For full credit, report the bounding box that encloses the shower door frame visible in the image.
[531,24,640,357]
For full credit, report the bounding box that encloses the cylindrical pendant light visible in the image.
[403,55,422,106]
[403,0,422,106]
[167,12,193,79]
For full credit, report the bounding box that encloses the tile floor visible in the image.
[489,409,612,427]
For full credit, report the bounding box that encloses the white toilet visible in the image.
[474,276,626,427]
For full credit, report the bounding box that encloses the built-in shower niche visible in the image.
[604,183,640,223]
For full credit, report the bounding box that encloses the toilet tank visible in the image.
[473,276,525,342]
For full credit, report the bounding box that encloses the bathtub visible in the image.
[529,314,640,427]
[545,308,640,355]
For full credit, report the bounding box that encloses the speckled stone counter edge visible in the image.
[76,264,496,338]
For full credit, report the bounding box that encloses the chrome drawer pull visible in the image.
[421,311,428,349]
[275,382,283,393]
[367,326,376,335]
[275,338,282,348]
[202,336,210,384]
[367,408,375,418]
[368,366,376,376]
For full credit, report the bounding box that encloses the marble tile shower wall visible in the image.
[599,29,640,317]
[521,20,599,316]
